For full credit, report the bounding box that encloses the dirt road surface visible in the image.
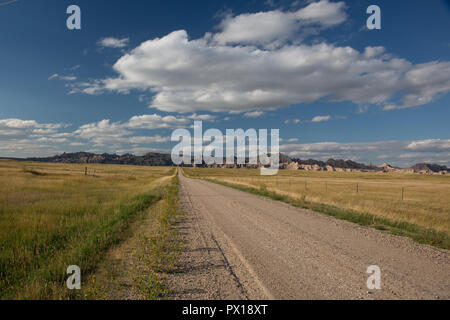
[166,172,450,300]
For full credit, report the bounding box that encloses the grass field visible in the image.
[0,160,176,299]
[82,174,184,300]
[183,168,450,248]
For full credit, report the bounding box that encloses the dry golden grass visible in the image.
[0,160,175,299]
[183,168,450,235]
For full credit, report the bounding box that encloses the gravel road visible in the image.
[167,172,450,300]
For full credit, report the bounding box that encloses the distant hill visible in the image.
[1,152,448,175]
[290,158,380,171]
[25,152,173,166]
[411,163,449,173]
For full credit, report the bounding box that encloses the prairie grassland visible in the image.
[183,168,450,247]
[0,160,175,299]
[82,175,184,300]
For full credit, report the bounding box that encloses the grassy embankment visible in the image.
[183,167,450,249]
[82,173,184,300]
[0,160,180,299]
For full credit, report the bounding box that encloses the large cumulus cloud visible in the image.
[71,28,450,114]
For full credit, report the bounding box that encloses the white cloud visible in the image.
[243,111,265,118]
[0,118,64,139]
[383,61,450,110]
[213,0,347,46]
[0,0,18,8]
[73,27,450,113]
[311,115,331,122]
[0,140,63,158]
[74,120,171,146]
[97,37,130,48]
[280,139,450,167]
[73,114,190,147]
[2,117,449,167]
[48,73,77,81]
[74,119,131,144]
[284,118,301,124]
[295,0,347,25]
[187,113,216,121]
[69,142,86,147]
[0,118,70,158]
[36,137,68,143]
[128,135,170,144]
[406,139,450,153]
[126,114,189,129]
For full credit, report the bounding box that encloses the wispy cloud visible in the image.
[0,113,191,158]
[311,115,331,122]
[0,0,18,7]
[187,113,216,121]
[48,73,77,81]
[97,37,129,48]
[243,111,265,118]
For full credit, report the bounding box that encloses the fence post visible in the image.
[356,183,359,194]
[84,167,87,176]
[401,187,404,201]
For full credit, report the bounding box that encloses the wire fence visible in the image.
[227,176,450,204]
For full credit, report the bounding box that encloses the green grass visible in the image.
[131,175,184,299]
[81,173,184,300]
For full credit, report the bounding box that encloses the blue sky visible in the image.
[0,0,449,166]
